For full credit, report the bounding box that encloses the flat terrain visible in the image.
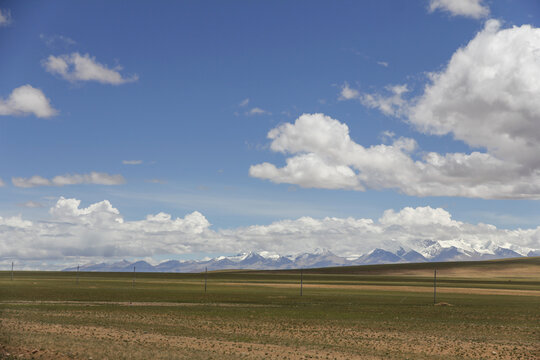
[1,257,539,359]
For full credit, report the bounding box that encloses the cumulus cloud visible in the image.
[250,113,540,199]
[12,172,125,188]
[410,20,540,168]
[42,52,138,85]
[428,0,489,19]
[0,85,57,118]
[0,198,538,268]
[0,9,12,26]
[322,21,540,199]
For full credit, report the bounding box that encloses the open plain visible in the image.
[1,257,539,359]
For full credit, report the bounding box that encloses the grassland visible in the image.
[0,257,539,359]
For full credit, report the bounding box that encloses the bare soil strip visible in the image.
[221,282,540,296]
[0,300,280,307]
[0,318,378,360]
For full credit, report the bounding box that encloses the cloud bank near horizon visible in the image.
[1,197,538,269]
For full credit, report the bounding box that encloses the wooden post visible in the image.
[300,269,303,296]
[76,265,79,285]
[11,261,13,281]
[204,267,207,293]
[433,269,437,304]
[132,266,136,287]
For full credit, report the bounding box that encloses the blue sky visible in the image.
[1,0,540,267]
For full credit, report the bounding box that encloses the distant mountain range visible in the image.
[64,243,539,272]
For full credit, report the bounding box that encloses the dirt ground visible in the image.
[221,282,540,297]
[1,303,538,360]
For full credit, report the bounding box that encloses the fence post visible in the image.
[132,266,136,287]
[300,269,303,296]
[76,265,79,285]
[11,261,13,281]
[204,267,207,293]
[433,269,437,304]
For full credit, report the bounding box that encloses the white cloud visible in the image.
[0,198,538,268]
[239,98,250,107]
[39,34,76,47]
[250,113,540,199]
[339,83,360,100]
[42,52,138,85]
[12,175,51,188]
[339,83,409,116]
[361,84,409,116]
[0,178,4,187]
[323,21,540,199]
[0,9,12,26]
[410,20,540,168]
[0,85,57,118]
[122,160,143,165]
[377,61,389,68]
[12,172,125,188]
[428,0,489,19]
[247,107,269,116]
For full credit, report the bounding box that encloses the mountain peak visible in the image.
[62,245,533,273]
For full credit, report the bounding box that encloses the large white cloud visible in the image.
[321,20,540,199]
[42,52,138,85]
[249,113,540,199]
[410,20,540,168]
[0,198,538,268]
[0,85,57,118]
[12,172,126,188]
[428,0,489,19]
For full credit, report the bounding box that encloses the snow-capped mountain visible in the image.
[63,242,538,272]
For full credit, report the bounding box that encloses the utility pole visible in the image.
[11,261,13,281]
[433,269,437,304]
[300,269,303,296]
[132,266,136,287]
[204,267,207,293]
[76,265,80,285]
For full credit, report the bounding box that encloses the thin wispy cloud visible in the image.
[0,9,12,27]
[18,201,45,208]
[239,98,250,107]
[123,160,143,165]
[39,34,76,48]
[145,179,167,184]
[245,107,270,116]
[12,172,126,188]
[339,83,409,116]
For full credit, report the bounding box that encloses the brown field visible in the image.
[1,257,539,359]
